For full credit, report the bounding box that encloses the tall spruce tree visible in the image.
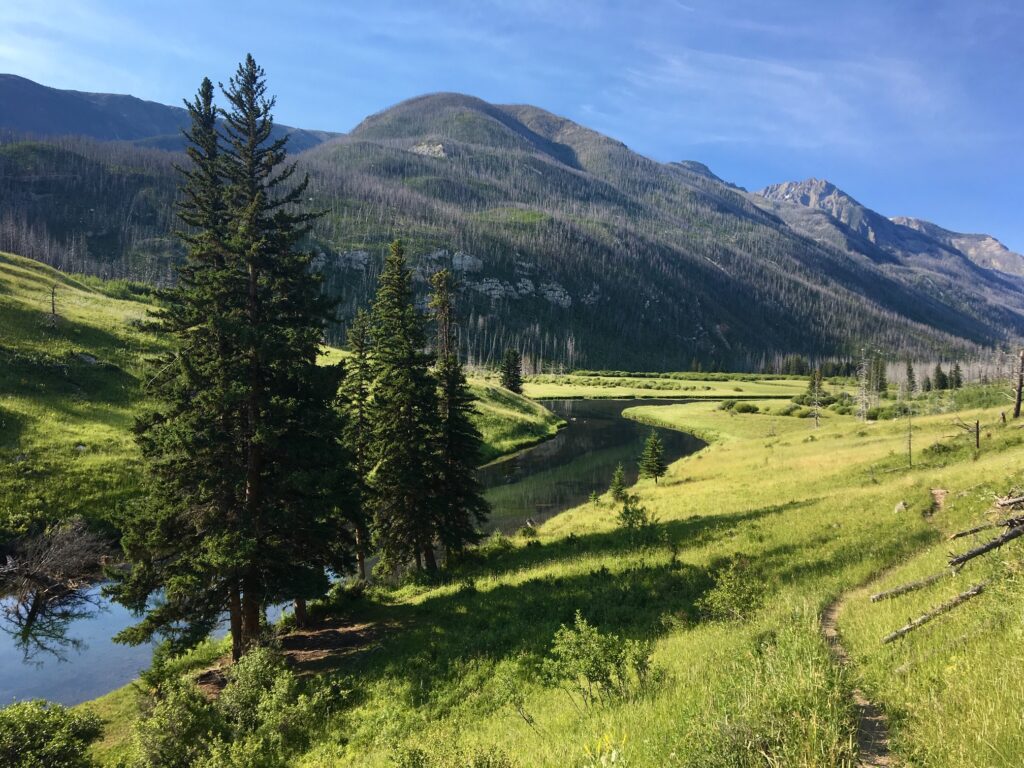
[950,362,964,389]
[933,363,949,390]
[368,240,442,572]
[110,58,354,658]
[429,269,489,560]
[609,463,628,503]
[638,430,667,484]
[340,308,373,579]
[500,348,524,394]
[905,360,917,394]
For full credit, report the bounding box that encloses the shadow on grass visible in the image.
[461,498,820,580]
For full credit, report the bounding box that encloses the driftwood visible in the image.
[870,571,948,602]
[949,525,1024,568]
[882,582,988,644]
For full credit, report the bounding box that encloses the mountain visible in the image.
[890,216,1024,277]
[757,178,1024,275]
[2,81,1023,369]
[0,74,338,152]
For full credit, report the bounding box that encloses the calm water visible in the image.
[0,398,701,705]
[481,398,704,530]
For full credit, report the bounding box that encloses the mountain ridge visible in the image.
[0,73,339,152]
[1,76,1022,369]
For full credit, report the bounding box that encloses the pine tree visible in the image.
[368,240,442,572]
[430,269,489,560]
[905,360,917,394]
[922,375,932,393]
[638,430,667,484]
[109,59,355,658]
[500,348,523,394]
[872,354,888,394]
[609,463,628,503]
[933,363,949,390]
[340,308,373,579]
[950,362,964,389]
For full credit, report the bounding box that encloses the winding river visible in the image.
[0,398,701,706]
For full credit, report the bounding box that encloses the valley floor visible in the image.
[84,393,1024,766]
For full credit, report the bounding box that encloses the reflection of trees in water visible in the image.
[0,517,110,662]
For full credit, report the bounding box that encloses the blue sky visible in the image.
[2,1,1022,249]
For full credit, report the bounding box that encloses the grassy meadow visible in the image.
[5,249,1024,766]
[521,371,810,400]
[84,388,1021,766]
[0,251,559,540]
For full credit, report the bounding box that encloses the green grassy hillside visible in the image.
[0,251,559,543]
[78,385,1024,766]
[262,397,1018,766]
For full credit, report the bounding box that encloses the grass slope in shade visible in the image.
[240,397,1017,767]
[0,251,559,541]
[0,251,166,539]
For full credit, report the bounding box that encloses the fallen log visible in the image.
[949,526,1024,568]
[871,571,948,602]
[948,523,997,541]
[996,495,1024,507]
[882,582,988,644]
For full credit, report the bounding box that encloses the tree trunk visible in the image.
[241,583,262,650]
[1015,349,1024,419]
[229,582,243,662]
[293,598,308,629]
[355,528,367,580]
[423,544,438,572]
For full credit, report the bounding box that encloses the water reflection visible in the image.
[480,399,704,531]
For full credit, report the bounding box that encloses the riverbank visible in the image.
[76,392,1024,766]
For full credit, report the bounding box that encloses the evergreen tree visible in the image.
[340,308,373,579]
[368,240,442,572]
[922,375,932,393]
[429,269,489,560]
[109,58,355,658]
[872,355,888,394]
[905,360,917,394]
[638,430,667,484]
[500,348,523,394]
[933,363,949,390]
[950,362,964,389]
[608,463,628,503]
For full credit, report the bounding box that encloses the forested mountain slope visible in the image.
[0,74,337,151]
[2,81,1022,369]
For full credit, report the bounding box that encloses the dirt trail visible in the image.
[822,598,894,767]
[820,489,947,766]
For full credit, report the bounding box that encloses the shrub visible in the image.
[542,611,657,707]
[394,745,517,768]
[127,647,321,768]
[0,700,102,768]
[698,556,767,622]
[517,524,538,539]
[732,402,759,414]
[616,495,660,544]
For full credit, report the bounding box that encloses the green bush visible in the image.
[393,745,517,768]
[542,610,657,708]
[698,556,767,622]
[127,647,322,768]
[616,495,660,544]
[732,402,759,414]
[0,700,102,768]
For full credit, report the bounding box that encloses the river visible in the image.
[0,398,701,705]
